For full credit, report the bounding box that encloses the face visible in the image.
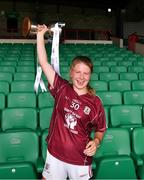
[70,62,91,94]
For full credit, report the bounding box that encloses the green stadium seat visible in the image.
[110,105,142,131]
[0,93,5,110]
[131,127,144,179]
[0,162,37,179]
[93,128,137,179]
[97,91,122,107]
[93,66,109,73]
[128,66,144,73]
[123,91,144,107]
[139,72,144,80]
[91,73,98,81]
[60,66,70,73]
[90,80,108,91]
[16,66,35,73]
[102,61,117,67]
[7,92,36,108]
[38,92,54,109]
[110,66,127,73]
[0,72,13,83]
[120,72,138,81]
[0,81,9,95]
[61,72,69,81]
[11,81,35,92]
[0,66,15,74]
[39,107,53,131]
[0,131,39,178]
[14,72,35,81]
[132,80,144,90]
[118,61,133,67]
[1,108,37,131]
[41,129,48,161]
[109,80,131,92]
[0,61,17,67]
[99,72,119,81]
[17,61,35,66]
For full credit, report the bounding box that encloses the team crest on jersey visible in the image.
[84,106,91,115]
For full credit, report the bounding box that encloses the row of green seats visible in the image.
[1,104,144,133]
[2,80,144,95]
[1,127,144,179]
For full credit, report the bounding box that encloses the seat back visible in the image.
[0,162,37,179]
[132,127,144,155]
[38,92,54,109]
[0,81,9,95]
[1,108,37,131]
[119,72,138,81]
[97,91,122,106]
[132,80,144,90]
[39,107,53,131]
[11,81,34,92]
[99,72,119,81]
[0,93,5,110]
[110,105,142,128]
[7,92,36,108]
[123,91,144,106]
[0,72,13,83]
[109,80,131,92]
[95,128,131,158]
[0,131,39,165]
[90,80,108,91]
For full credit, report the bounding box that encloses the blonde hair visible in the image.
[70,56,95,95]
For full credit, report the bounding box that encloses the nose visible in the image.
[80,73,84,79]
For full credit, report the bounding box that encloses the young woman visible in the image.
[37,25,106,180]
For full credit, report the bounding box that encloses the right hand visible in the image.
[37,24,49,36]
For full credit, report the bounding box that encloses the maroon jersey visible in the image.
[47,73,106,165]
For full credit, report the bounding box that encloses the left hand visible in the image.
[83,140,98,157]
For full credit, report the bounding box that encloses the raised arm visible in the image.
[37,25,55,87]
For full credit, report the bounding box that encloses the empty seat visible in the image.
[0,66,15,74]
[0,93,5,110]
[110,66,127,73]
[0,131,39,178]
[0,81,9,95]
[1,108,37,131]
[102,61,117,67]
[0,72,13,83]
[132,80,144,90]
[123,91,144,107]
[11,81,35,92]
[97,91,122,106]
[38,92,54,109]
[39,107,53,131]
[120,72,138,81]
[99,72,119,81]
[16,66,35,73]
[138,72,144,80]
[128,66,144,73]
[93,128,137,179]
[94,66,109,73]
[109,80,131,92]
[131,127,144,179]
[90,80,108,91]
[110,105,142,130]
[118,61,133,67]
[7,92,36,108]
[14,73,35,81]
[91,73,98,81]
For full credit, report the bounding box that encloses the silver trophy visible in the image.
[22,17,65,38]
